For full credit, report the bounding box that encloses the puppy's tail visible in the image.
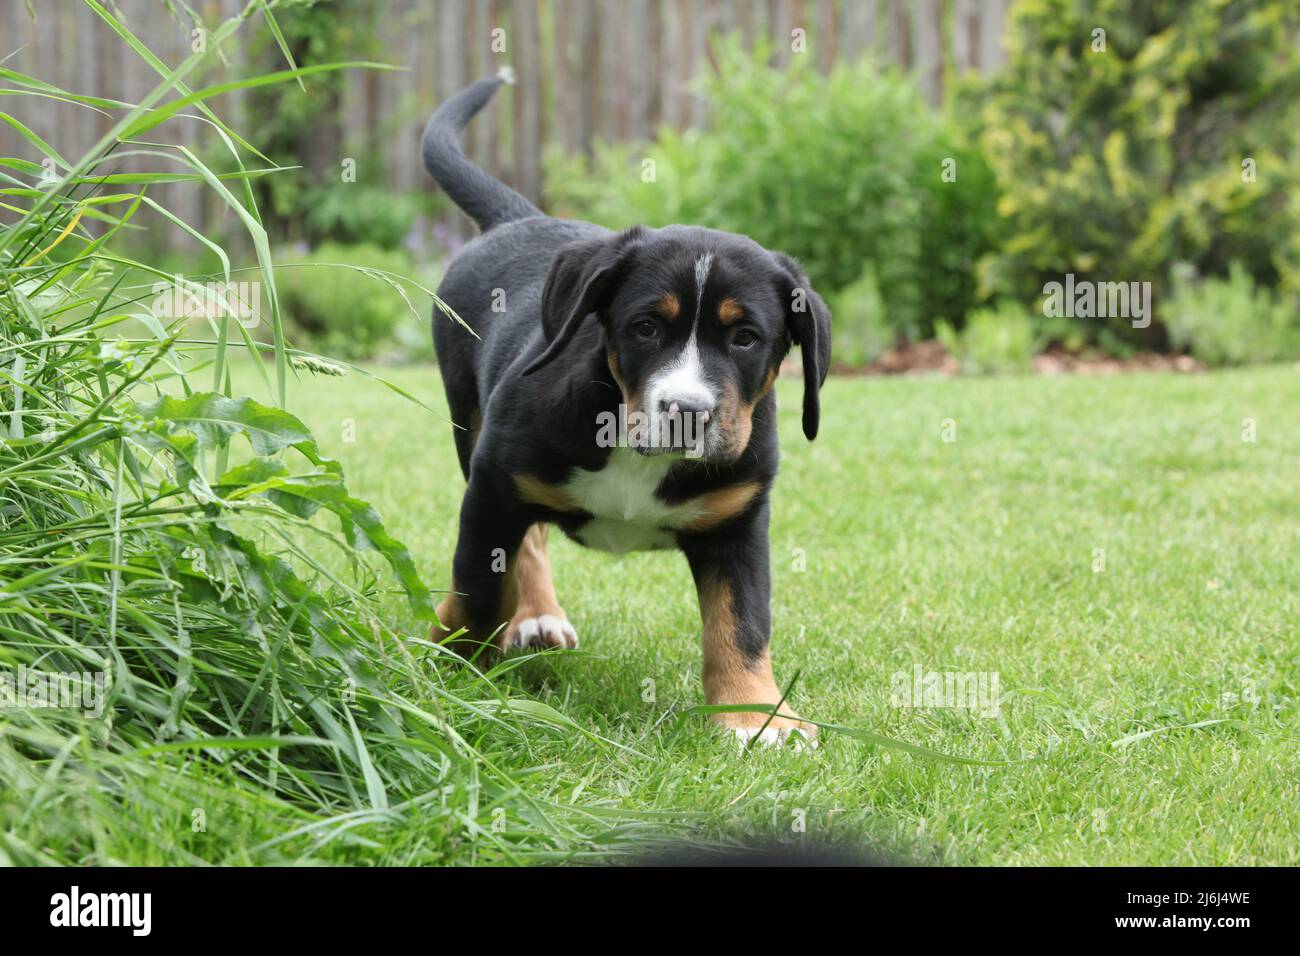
[421,68,541,232]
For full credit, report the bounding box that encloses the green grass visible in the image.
[4,1,1295,869]
[3,3,654,867]
[258,360,1300,866]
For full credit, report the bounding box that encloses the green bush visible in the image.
[970,0,1300,344]
[277,242,427,359]
[303,183,430,250]
[546,38,1000,342]
[937,301,1037,375]
[827,267,895,367]
[914,133,1005,341]
[1166,262,1300,366]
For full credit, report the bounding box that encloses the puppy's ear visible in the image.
[771,251,832,441]
[522,227,644,376]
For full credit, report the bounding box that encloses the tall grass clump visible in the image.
[0,0,653,865]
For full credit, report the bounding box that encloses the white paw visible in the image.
[731,725,818,752]
[505,613,578,651]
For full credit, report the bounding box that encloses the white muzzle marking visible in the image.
[643,253,718,454]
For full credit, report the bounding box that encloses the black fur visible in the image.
[422,76,832,682]
[420,75,541,231]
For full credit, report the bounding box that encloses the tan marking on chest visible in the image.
[681,480,761,531]
[514,473,579,512]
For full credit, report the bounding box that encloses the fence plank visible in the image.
[397,4,430,193]
[597,0,624,141]
[767,0,790,68]
[512,0,543,203]
[978,0,1006,72]
[840,0,877,63]
[666,0,692,128]
[574,0,599,153]
[816,0,837,74]
[951,0,974,73]
[624,0,657,141]
[734,0,758,50]
[692,0,718,125]
[889,0,910,67]
[552,0,579,153]
[911,0,942,103]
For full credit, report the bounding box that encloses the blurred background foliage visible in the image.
[216,0,1300,370]
[554,1,1300,370]
[569,1,1300,370]
[546,38,1002,351]
[969,0,1300,354]
[10,0,1297,369]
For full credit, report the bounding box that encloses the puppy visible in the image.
[421,73,831,746]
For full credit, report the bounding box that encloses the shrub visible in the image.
[1166,262,1300,366]
[303,183,426,251]
[937,301,1037,375]
[545,38,1001,342]
[970,0,1300,344]
[828,267,895,367]
[913,133,1005,340]
[276,242,428,359]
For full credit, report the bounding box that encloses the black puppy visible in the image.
[422,73,831,746]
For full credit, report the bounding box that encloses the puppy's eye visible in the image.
[633,320,658,340]
[732,329,759,348]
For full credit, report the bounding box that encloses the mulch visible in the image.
[781,341,1207,378]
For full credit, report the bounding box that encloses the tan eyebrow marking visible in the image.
[718,297,744,325]
[658,292,681,320]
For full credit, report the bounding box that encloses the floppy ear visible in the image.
[521,227,644,376]
[771,252,832,441]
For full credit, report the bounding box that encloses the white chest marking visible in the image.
[562,449,701,553]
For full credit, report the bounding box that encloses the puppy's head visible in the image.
[523,226,831,463]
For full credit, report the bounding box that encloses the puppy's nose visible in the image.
[658,397,714,425]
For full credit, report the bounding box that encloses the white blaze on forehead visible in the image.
[646,253,716,414]
[693,253,714,317]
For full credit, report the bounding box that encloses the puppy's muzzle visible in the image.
[649,396,713,457]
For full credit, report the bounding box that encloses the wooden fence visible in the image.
[1,0,1010,244]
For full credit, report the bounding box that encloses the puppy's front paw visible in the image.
[718,712,818,751]
[502,612,578,652]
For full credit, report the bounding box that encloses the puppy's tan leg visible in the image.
[698,573,815,747]
[679,482,817,750]
[502,523,577,651]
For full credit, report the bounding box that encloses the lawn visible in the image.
[256,358,1300,866]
